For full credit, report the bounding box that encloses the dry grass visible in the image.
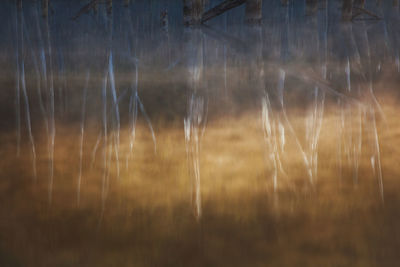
[0,97,400,266]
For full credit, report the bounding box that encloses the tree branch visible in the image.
[201,0,247,24]
[352,6,381,20]
[72,0,100,20]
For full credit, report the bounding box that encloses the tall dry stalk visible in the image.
[15,0,21,156]
[184,29,207,219]
[77,72,90,205]
[40,0,56,203]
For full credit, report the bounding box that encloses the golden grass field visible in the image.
[1,87,399,266]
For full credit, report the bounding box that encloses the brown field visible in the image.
[1,86,399,266]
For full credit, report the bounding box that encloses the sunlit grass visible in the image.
[0,99,399,266]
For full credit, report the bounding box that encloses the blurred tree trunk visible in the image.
[42,0,48,17]
[281,0,289,6]
[124,0,130,7]
[93,1,98,14]
[183,0,205,25]
[354,0,365,7]
[183,0,191,25]
[342,0,353,21]
[17,0,22,9]
[192,0,204,22]
[106,0,112,15]
[320,0,327,9]
[161,10,169,38]
[306,0,318,16]
[394,0,399,7]
[245,0,262,24]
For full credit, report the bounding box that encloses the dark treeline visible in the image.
[2,0,399,93]
[3,0,398,50]
[5,0,397,24]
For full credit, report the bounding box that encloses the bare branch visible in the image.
[71,0,100,20]
[201,0,247,24]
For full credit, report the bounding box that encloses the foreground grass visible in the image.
[0,100,399,267]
